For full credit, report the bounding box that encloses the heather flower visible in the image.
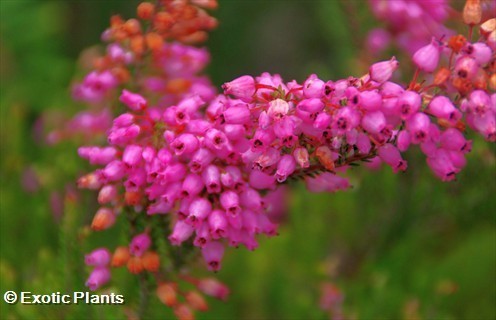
[413,38,441,72]
[130,233,151,257]
[86,267,111,291]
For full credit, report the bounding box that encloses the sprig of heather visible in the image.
[69,1,495,319]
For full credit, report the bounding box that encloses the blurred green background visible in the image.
[1,1,495,319]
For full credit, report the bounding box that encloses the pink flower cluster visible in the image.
[367,0,452,55]
[72,2,495,308]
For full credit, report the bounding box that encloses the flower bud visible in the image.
[142,251,160,272]
[369,57,399,83]
[413,38,441,73]
[157,283,178,307]
[463,0,481,26]
[111,246,130,267]
[91,207,116,231]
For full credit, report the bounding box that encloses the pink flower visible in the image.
[120,90,147,111]
[86,267,111,291]
[369,57,399,83]
[202,241,225,272]
[222,75,256,102]
[85,248,111,267]
[130,233,151,257]
[413,38,441,72]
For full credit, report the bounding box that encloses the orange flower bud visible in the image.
[91,207,116,231]
[463,0,481,26]
[178,31,208,44]
[111,67,130,83]
[130,35,145,56]
[110,15,124,28]
[77,173,102,190]
[137,2,155,20]
[142,251,160,272]
[127,256,144,274]
[112,246,130,267]
[156,283,178,307]
[124,191,142,206]
[316,146,335,171]
[124,19,141,36]
[433,67,451,86]
[185,291,208,311]
[174,304,195,320]
[145,32,164,51]
[154,12,175,32]
[165,79,191,94]
[452,77,473,96]
[447,35,466,53]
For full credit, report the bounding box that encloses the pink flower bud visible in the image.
[208,209,228,239]
[223,124,246,140]
[249,170,276,190]
[303,74,325,98]
[197,278,230,300]
[406,113,431,144]
[202,241,225,272]
[222,104,251,124]
[169,220,194,245]
[123,145,143,166]
[85,248,111,267]
[426,149,459,181]
[378,143,407,173]
[190,148,214,173]
[170,133,199,156]
[130,233,151,257]
[361,111,386,134]
[454,56,478,80]
[397,90,421,119]
[102,160,126,181]
[440,128,472,152]
[205,128,228,150]
[276,154,297,182]
[187,198,212,226]
[202,165,221,193]
[220,190,241,217]
[356,132,372,154]
[181,174,204,198]
[222,75,256,102]
[239,188,263,211]
[119,90,147,111]
[369,57,399,83]
[313,113,331,130]
[397,130,411,152]
[428,96,461,123]
[412,38,441,72]
[359,90,383,111]
[86,267,111,291]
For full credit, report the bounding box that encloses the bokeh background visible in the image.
[1,1,495,319]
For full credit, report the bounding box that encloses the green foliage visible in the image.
[1,1,494,319]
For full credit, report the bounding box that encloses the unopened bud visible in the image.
[156,283,178,307]
[185,291,208,311]
[142,251,160,272]
[111,246,130,267]
[127,256,144,274]
[91,207,116,231]
[137,2,155,20]
[463,0,481,26]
